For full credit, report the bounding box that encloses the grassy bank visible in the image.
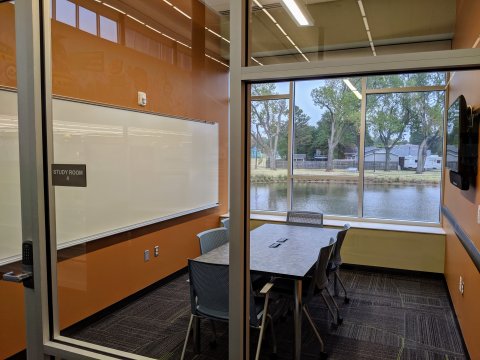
[251,168,441,185]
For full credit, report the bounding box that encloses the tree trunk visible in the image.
[384,147,391,171]
[416,138,428,174]
[269,151,276,170]
[326,142,334,172]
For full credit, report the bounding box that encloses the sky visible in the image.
[294,79,327,125]
[271,79,327,125]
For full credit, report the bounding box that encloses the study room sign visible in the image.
[52,164,87,187]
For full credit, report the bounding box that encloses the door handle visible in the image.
[2,241,35,288]
[2,271,33,285]
[2,270,34,288]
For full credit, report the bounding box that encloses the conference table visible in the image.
[195,223,340,359]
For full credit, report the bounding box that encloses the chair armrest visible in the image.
[259,282,274,295]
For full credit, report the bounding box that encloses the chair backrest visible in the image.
[331,224,350,266]
[221,218,230,231]
[188,259,229,320]
[306,238,335,301]
[197,228,228,254]
[286,211,323,227]
[188,259,259,326]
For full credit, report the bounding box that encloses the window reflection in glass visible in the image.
[79,6,97,36]
[100,15,118,43]
[367,72,446,89]
[56,0,76,27]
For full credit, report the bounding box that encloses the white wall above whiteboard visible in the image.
[0,89,219,264]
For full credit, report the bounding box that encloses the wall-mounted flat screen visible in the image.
[446,96,462,172]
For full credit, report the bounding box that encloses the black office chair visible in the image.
[181,259,277,360]
[328,224,351,303]
[286,210,324,227]
[272,238,336,359]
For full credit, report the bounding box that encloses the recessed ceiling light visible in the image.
[280,0,313,27]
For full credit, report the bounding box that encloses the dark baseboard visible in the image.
[61,266,188,336]
[6,350,26,360]
[441,277,471,360]
[341,263,444,279]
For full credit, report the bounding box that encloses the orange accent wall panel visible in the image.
[0,282,25,359]
[0,3,16,88]
[443,221,480,360]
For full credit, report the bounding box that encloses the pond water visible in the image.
[250,182,440,223]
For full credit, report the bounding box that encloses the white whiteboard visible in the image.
[0,89,219,264]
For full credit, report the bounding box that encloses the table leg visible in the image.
[294,279,302,360]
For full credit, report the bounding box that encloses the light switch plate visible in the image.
[477,205,480,224]
[154,246,159,257]
[144,249,150,262]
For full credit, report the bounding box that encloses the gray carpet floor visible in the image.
[63,268,468,360]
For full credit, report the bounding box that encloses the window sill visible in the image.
[221,213,445,235]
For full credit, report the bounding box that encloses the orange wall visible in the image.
[443,1,480,359]
[0,1,229,358]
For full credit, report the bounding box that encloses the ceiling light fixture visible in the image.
[280,0,313,27]
[102,2,125,14]
[254,0,310,62]
[357,0,376,56]
[343,79,362,100]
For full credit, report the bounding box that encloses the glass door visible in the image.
[14,0,234,359]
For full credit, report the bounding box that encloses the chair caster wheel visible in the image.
[337,317,343,325]
[209,340,217,349]
[319,351,328,359]
[344,297,350,304]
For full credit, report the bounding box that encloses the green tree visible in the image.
[409,90,445,173]
[293,106,316,159]
[251,83,289,170]
[311,79,360,171]
[367,92,412,171]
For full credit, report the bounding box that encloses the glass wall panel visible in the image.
[364,90,445,222]
[248,0,459,66]
[367,72,446,89]
[0,1,20,266]
[47,0,231,358]
[0,2,26,359]
[292,78,361,217]
[250,83,290,212]
[56,0,76,27]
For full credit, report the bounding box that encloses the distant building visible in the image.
[314,149,327,161]
[293,154,306,161]
[364,148,400,163]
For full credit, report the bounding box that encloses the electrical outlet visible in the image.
[459,276,464,295]
[138,91,147,106]
[154,246,159,257]
[477,205,480,224]
[144,249,150,262]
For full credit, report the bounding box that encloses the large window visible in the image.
[250,72,446,224]
[250,83,290,212]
